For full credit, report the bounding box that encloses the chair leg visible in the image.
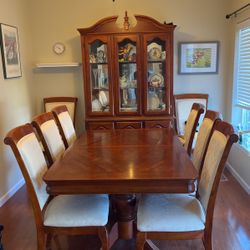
[45,233,52,250]
[37,229,46,250]
[98,227,109,250]
[136,232,146,250]
[204,231,212,250]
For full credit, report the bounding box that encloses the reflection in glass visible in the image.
[147,38,166,111]
[118,39,138,112]
[89,40,110,112]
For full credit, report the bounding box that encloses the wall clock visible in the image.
[53,42,65,55]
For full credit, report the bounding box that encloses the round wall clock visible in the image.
[53,42,65,55]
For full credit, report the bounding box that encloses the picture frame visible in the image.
[0,23,22,79]
[178,41,219,74]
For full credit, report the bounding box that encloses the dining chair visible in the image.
[4,123,110,250]
[43,97,78,127]
[192,110,221,176]
[51,105,76,148]
[178,103,205,156]
[31,112,65,167]
[136,120,238,250]
[174,93,208,136]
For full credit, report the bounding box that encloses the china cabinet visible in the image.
[78,13,176,129]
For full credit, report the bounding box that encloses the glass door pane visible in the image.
[147,38,166,112]
[89,40,110,112]
[118,40,138,112]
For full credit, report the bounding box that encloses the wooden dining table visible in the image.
[43,128,197,246]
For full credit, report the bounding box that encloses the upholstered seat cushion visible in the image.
[44,194,109,227]
[137,194,205,232]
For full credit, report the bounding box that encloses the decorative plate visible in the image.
[148,95,160,110]
[148,42,162,60]
[149,73,164,87]
[92,99,102,111]
[148,47,162,60]
[96,50,105,63]
[99,90,109,106]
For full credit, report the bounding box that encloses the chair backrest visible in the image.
[4,124,49,228]
[183,103,205,155]
[43,97,78,127]
[174,93,208,136]
[52,105,76,148]
[198,120,238,218]
[192,110,221,175]
[32,112,65,166]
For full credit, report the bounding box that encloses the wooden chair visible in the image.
[43,97,78,127]
[31,112,65,167]
[136,120,238,250]
[51,105,76,148]
[4,123,110,250]
[178,103,205,156]
[174,93,208,136]
[192,110,221,176]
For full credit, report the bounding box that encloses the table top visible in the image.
[43,129,197,195]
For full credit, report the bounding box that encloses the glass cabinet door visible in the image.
[145,37,169,114]
[88,39,111,114]
[116,37,139,114]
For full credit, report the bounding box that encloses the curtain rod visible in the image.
[226,3,250,19]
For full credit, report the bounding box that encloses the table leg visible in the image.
[111,194,136,240]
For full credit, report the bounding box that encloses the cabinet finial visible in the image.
[124,11,130,30]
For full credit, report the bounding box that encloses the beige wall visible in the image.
[0,0,34,205]
[0,0,248,204]
[28,0,231,125]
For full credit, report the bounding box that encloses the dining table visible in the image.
[43,128,198,247]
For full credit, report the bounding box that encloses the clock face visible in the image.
[53,42,65,55]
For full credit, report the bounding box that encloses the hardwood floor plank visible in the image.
[0,169,249,250]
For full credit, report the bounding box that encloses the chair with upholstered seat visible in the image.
[4,123,110,250]
[174,93,208,136]
[31,112,65,167]
[192,110,220,175]
[178,103,205,156]
[136,120,238,250]
[51,105,76,148]
[43,97,78,127]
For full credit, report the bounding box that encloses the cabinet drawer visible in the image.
[115,122,142,129]
[144,120,173,129]
[86,122,114,130]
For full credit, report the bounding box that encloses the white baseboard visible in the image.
[226,162,250,195]
[0,178,25,207]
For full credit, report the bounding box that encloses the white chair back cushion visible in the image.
[184,109,198,151]
[45,102,75,123]
[58,111,76,146]
[176,98,207,135]
[40,120,65,161]
[198,130,228,210]
[17,133,49,209]
[192,118,214,171]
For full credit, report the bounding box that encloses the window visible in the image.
[232,19,250,151]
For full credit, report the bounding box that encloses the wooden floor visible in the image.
[0,168,249,250]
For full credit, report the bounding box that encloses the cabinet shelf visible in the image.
[35,62,80,68]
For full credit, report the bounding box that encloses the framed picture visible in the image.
[178,41,219,74]
[0,23,22,79]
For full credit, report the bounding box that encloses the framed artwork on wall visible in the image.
[178,41,219,74]
[0,23,22,79]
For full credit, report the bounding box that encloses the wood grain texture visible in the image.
[43,128,197,195]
